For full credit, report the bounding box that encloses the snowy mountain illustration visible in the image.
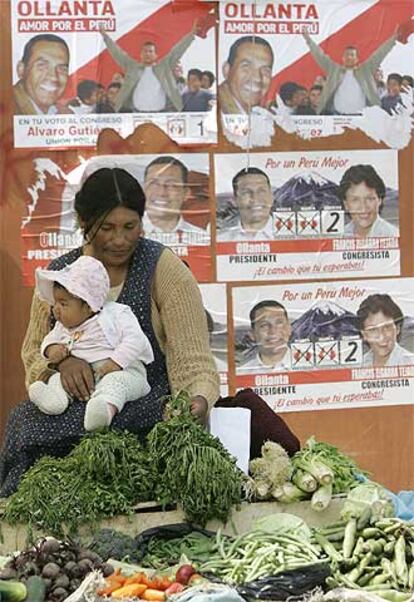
[23,159,67,228]
[291,301,359,341]
[275,171,339,210]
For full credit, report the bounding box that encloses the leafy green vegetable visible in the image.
[141,532,218,569]
[253,512,312,540]
[292,436,368,494]
[148,391,244,526]
[3,430,155,537]
[341,481,395,523]
[89,528,140,563]
[3,393,245,535]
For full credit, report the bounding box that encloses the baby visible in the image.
[28,255,154,431]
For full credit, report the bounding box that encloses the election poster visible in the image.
[21,153,212,284]
[215,149,400,282]
[199,283,229,396]
[11,0,217,148]
[231,278,414,413]
[218,1,414,149]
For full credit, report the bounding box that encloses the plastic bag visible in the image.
[235,563,331,600]
[168,582,245,602]
[323,588,414,601]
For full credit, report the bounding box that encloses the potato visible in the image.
[42,562,61,579]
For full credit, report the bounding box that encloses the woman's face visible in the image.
[361,310,399,365]
[344,181,382,236]
[84,206,142,268]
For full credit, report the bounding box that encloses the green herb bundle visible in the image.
[3,430,154,537]
[148,391,244,526]
[3,393,245,536]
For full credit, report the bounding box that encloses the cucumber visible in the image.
[0,580,26,602]
[25,576,46,602]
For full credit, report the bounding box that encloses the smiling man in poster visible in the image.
[99,18,210,113]
[217,167,274,241]
[143,156,209,246]
[303,18,414,115]
[239,300,292,373]
[218,35,274,114]
[13,33,70,115]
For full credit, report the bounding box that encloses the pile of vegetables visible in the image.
[249,437,367,511]
[140,532,218,570]
[2,392,244,536]
[0,537,112,602]
[3,431,155,537]
[310,484,413,600]
[198,527,326,584]
[148,391,243,526]
[95,562,203,601]
[316,516,414,599]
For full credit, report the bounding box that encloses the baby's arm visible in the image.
[44,344,69,364]
[40,323,69,364]
[110,306,154,369]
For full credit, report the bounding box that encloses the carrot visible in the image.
[96,570,127,595]
[124,572,147,585]
[96,581,125,596]
[112,584,148,599]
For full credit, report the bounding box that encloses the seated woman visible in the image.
[0,168,220,496]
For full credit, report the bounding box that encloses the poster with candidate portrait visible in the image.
[21,153,212,285]
[11,0,217,148]
[231,278,414,413]
[199,283,229,396]
[218,1,414,149]
[215,149,400,282]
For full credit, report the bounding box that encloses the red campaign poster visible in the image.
[11,0,217,148]
[218,0,414,149]
[21,153,213,285]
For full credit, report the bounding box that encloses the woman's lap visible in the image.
[0,395,164,497]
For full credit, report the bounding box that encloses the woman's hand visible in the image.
[95,359,122,378]
[58,356,95,401]
[190,395,208,425]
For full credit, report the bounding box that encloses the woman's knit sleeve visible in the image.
[153,250,220,409]
[21,293,54,389]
